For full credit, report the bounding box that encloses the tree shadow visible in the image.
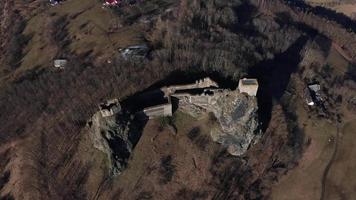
[285,0,356,33]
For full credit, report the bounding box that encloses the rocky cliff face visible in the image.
[176,90,260,156]
[211,92,260,156]
[88,110,135,176]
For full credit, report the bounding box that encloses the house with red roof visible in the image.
[104,0,120,6]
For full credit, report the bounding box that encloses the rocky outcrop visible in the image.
[211,91,260,156]
[88,109,135,176]
[175,89,260,156]
[89,85,260,175]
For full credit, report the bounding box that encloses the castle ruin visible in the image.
[99,99,121,117]
[94,77,260,161]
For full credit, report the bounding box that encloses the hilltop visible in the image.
[0,0,355,199]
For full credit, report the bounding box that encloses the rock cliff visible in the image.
[89,87,260,176]
[88,109,135,176]
[175,90,260,156]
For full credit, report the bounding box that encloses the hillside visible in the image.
[0,0,355,200]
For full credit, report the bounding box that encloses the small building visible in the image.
[238,78,259,96]
[142,103,172,119]
[99,99,121,117]
[54,59,67,69]
[119,44,149,60]
[308,84,323,103]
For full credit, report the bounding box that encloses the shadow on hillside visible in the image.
[249,35,310,131]
[284,0,356,32]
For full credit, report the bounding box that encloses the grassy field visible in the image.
[51,0,145,55]
[327,45,350,75]
[324,119,356,200]
[270,101,337,200]
[270,39,355,199]
[108,112,218,199]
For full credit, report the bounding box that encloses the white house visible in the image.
[54,59,67,69]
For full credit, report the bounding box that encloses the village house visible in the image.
[303,83,323,106]
[104,0,120,6]
[304,87,315,106]
[308,84,322,102]
[54,59,67,69]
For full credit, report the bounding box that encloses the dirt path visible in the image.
[320,122,340,200]
[332,42,353,62]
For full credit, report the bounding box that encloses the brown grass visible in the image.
[270,75,338,200]
[100,111,221,200]
[6,0,145,81]
[324,119,356,200]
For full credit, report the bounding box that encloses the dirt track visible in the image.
[332,42,353,62]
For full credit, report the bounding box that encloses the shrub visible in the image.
[187,127,201,141]
[157,116,175,130]
[176,188,208,200]
[0,171,10,191]
[0,194,14,200]
[346,63,356,82]
[136,191,153,200]
[159,155,176,184]
[195,134,209,151]
[5,16,31,69]
[208,112,218,123]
